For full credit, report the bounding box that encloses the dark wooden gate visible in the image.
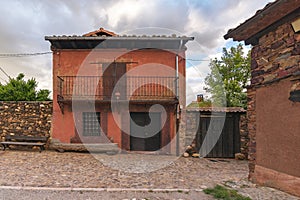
[196,112,241,158]
[130,112,161,151]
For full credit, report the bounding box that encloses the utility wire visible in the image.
[0,53,207,60]
[0,67,10,79]
[0,76,6,83]
[186,58,210,62]
[186,58,210,77]
[0,52,52,58]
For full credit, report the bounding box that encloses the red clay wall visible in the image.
[51,48,185,154]
[256,78,300,173]
[254,78,300,195]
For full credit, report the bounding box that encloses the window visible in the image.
[83,112,101,136]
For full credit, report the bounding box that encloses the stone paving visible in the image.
[0,188,214,200]
[0,150,298,200]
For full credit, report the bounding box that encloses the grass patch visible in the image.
[187,101,212,108]
[203,185,251,200]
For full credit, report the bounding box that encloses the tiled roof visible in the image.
[45,35,193,40]
[45,27,194,50]
[187,107,246,113]
[224,0,300,45]
[46,27,193,40]
[83,27,117,37]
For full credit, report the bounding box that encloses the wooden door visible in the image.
[130,112,161,151]
[102,63,126,99]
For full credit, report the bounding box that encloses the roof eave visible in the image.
[45,36,194,41]
[224,0,300,45]
[44,36,194,50]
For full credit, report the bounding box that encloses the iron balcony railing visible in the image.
[57,76,177,101]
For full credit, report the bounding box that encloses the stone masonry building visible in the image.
[224,0,300,196]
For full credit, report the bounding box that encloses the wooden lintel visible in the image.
[90,61,138,65]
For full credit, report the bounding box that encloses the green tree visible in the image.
[205,44,250,108]
[0,73,51,101]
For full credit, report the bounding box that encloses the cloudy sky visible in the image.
[0,0,272,103]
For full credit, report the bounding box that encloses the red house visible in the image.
[45,28,193,154]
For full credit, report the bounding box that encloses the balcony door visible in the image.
[130,112,161,151]
[103,62,126,99]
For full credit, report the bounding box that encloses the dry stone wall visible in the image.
[251,22,300,87]
[0,102,52,140]
[239,114,249,159]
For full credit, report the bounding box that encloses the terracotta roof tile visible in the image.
[47,27,193,40]
[224,0,300,45]
[83,27,117,37]
[187,107,246,113]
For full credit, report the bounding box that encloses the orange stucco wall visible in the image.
[51,48,185,153]
[256,78,300,178]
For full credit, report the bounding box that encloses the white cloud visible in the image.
[0,0,273,100]
[185,55,212,104]
[105,0,154,29]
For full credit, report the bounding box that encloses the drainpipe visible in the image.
[175,54,179,156]
[175,55,179,99]
[175,39,183,156]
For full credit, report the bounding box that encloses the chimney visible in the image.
[197,94,203,102]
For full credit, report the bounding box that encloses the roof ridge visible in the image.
[83,27,117,37]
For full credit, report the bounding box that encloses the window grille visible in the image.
[83,112,101,136]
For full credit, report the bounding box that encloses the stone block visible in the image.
[251,70,265,78]
[251,76,264,85]
[0,101,52,143]
[235,153,246,160]
[263,73,277,83]
[271,40,284,50]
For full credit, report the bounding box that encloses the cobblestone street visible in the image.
[0,150,298,200]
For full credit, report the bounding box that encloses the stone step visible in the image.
[49,142,120,154]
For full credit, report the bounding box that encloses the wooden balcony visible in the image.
[57,76,178,103]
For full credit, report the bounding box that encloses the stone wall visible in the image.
[247,88,256,178]
[178,109,187,155]
[0,102,52,140]
[247,14,300,196]
[239,113,249,159]
[250,23,300,87]
[249,20,300,180]
[185,110,199,147]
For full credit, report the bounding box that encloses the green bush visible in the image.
[204,185,251,200]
